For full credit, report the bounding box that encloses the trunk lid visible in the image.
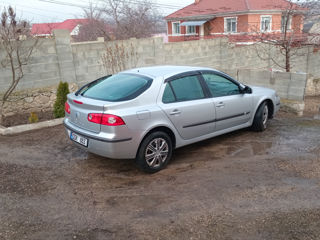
[67,93,106,133]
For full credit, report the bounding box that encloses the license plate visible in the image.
[70,132,88,147]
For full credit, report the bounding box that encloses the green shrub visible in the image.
[53,82,69,118]
[28,112,39,123]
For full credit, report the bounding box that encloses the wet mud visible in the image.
[0,112,320,239]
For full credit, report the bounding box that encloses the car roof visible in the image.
[121,65,220,79]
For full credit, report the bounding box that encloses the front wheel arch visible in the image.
[265,99,274,119]
[253,98,274,120]
[251,100,272,132]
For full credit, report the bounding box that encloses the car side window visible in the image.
[162,84,176,103]
[169,75,205,102]
[202,73,240,97]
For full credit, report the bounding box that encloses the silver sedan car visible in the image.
[64,66,280,173]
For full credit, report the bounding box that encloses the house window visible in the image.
[187,25,196,34]
[281,15,292,32]
[172,22,180,35]
[261,16,272,32]
[225,17,237,33]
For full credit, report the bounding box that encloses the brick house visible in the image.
[165,0,306,42]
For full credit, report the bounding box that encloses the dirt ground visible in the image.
[0,111,320,240]
[3,111,54,127]
[304,96,320,117]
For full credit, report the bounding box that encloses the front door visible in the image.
[201,72,253,131]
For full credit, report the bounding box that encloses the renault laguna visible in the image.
[64,66,280,173]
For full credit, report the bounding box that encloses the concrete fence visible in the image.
[305,76,320,97]
[224,69,308,115]
[223,69,307,101]
[0,29,318,116]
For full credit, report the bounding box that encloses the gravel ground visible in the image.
[0,112,320,240]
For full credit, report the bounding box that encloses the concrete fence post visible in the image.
[53,29,77,84]
[153,37,165,65]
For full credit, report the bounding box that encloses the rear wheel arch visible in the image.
[135,127,175,173]
[138,126,176,151]
[135,125,176,160]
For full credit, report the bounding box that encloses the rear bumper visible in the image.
[63,118,138,159]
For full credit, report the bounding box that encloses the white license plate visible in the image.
[70,132,88,147]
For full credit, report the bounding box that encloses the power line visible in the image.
[1,1,76,16]
[1,0,184,22]
[38,0,88,9]
[39,0,185,10]
[95,0,187,8]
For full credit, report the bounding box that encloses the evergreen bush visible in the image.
[53,82,69,118]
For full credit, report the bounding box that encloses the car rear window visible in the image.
[80,73,153,102]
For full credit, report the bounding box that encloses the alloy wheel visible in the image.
[262,105,269,128]
[145,138,169,168]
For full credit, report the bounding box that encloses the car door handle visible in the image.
[169,109,181,115]
[216,102,225,108]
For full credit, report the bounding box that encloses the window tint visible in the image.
[80,73,152,102]
[170,75,204,101]
[162,84,176,103]
[202,73,240,97]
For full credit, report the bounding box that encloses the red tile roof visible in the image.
[166,0,305,19]
[31,19,88,35]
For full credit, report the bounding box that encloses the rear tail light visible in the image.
[87,113,125,126]
[65,101,71,114]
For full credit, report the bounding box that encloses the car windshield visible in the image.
[80,73,152,102]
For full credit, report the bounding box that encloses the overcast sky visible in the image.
[0,0,194,23]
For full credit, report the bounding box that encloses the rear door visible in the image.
[159,73,216,140]
[201,71,253,131]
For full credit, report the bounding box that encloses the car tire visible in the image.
[251,102,269,132]
[136,131,173,173]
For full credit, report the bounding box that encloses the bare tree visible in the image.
[254,0,320,72]
[0,6,38,124]
[75,2,113,42]
[102,0,163,40]
[101,42,138,74]
[76,0,164,41]
[304,0,320,22]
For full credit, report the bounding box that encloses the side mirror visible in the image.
[240,86,252,94]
